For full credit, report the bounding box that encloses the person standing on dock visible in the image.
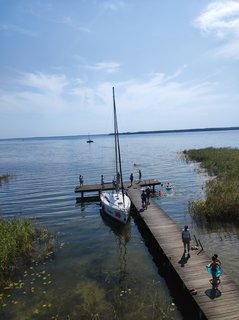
[182,225,191,256]
[130,173,134,186]
[207,255,222,291]
[141,190,147,210]
[138,169,142,183]
[112,176,116,188]
[79,175,84,187]
[146,187,151,206]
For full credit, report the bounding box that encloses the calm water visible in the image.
[1,130,239,319]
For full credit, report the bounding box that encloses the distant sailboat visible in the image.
[86,134,93,143]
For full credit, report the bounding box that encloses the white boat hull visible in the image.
[100,191,131,224]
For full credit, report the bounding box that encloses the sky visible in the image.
[0,0,239,139]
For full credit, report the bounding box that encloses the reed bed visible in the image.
[183,147,239,221]
[0,217,54,287]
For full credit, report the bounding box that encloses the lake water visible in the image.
[1,130,239,319]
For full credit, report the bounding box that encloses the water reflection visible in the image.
[100,210,131,292]
[100,210,131,241]
[76,200,87,213]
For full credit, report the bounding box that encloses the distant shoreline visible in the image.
[1,126,239,141]
[109,126,239,136]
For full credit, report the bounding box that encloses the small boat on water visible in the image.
[86,134,93,143]
[100,87,131,224]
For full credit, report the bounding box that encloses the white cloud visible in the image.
[0,24,38,37]
[195,1,239,59]
[0,68,237,137]
[116,74,215,114]
[196,1,239,36]
[87,61,120,73]
[0,72,69,116]
[18,72,68,95]
[0,69,223,114]
[0,69,203,116]
[100,1,126,11]
[59,16,90,33]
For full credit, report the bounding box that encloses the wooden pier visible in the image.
[75,178,161,200]
[75,179,239,318]
[127,184,239,320]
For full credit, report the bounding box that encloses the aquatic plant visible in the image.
[74,280,113,319]
[0,217,55,287]
[0,239,66,319]
[184,147,239,221]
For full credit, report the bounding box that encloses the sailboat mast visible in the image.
[113,87,119,180]
[112,87,125,201]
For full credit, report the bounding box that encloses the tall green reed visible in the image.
[184,147,239,221]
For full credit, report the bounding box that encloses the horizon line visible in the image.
[1,126,239,141]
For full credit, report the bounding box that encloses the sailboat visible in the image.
[100,87,131,224]
[86,134,93,143]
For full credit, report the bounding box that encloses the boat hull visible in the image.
[100,191,131,224]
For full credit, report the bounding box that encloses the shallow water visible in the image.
[1,130,239,319]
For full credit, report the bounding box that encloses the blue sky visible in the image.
[1,0,239,139]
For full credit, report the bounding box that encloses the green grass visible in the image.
[0,217,54,287]
[183,147,239,221]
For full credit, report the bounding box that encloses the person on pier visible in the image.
[146,187,151,206]
[141,190,147,210]
[138,169,142,183]
[182,225,191,257]
[207,255,222,291]
[79,175,84,187]
[112,176,116,189]
[130,173,134,186]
